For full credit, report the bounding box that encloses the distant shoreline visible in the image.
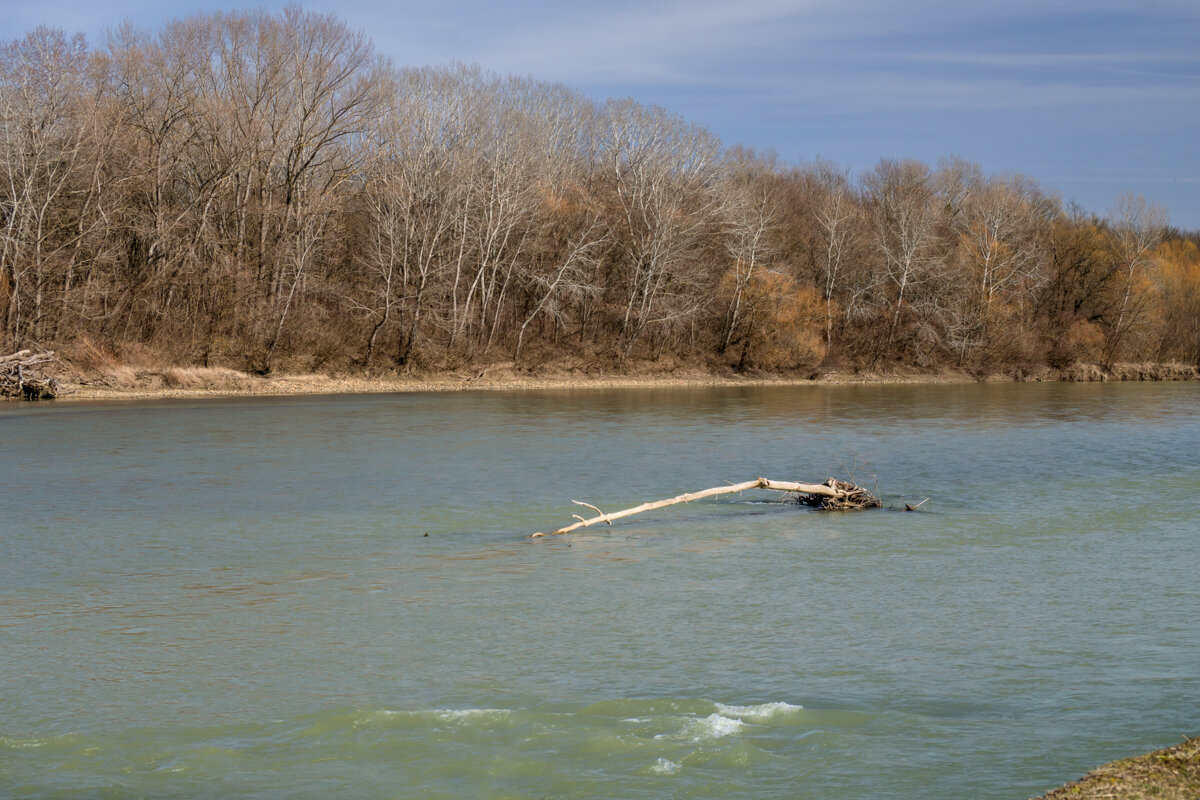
[27,361,1200,403]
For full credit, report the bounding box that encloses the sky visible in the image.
[3,0,1198,229]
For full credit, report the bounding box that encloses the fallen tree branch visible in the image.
[531,476,880,537]
[572,500,605,518]
[0,349,61,400]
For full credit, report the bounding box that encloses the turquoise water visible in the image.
[2,382,1198,798]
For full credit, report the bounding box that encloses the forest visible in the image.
[3,7,1199,379]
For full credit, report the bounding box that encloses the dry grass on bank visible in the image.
[1058,362,1200,382]
[1034,736,1200,800]
[4,346,1197,402]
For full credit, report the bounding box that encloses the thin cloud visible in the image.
[888,51,1200,68]
[780,74,1200,113]
[472,0,821,84]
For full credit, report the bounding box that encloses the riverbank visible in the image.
[1034,736,1200,799]
[24,360,1199,402]
[50,367,965,402]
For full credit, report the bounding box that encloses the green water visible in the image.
[1,382,1198,799]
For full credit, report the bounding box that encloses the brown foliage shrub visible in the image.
[1048,319,1105,368]
[56,336,121,375]
[733,270,826,372]
[163,367,249,389]
[1152,239,1200,364]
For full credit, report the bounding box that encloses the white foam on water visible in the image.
[685,713,744,741]
[434,708,511,723]
[366,709,418,724]
[714,701,803,723]
[371,708,513,725]
[650,757,681,775]
[0,737,45,750]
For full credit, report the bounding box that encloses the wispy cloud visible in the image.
[887,51,1200,69]
[765,73,1200,113]
[469,0,820,84]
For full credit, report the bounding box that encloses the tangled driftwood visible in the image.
[0,350,60,400]
[796,478,881,510]
[531,476,880,537]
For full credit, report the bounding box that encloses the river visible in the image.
[2,382,1198,799]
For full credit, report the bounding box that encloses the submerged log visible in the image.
[531,476,880,537]
[0,349,61,400]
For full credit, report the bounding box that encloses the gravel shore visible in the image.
[1034,737,1200,800]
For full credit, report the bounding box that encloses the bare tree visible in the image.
[599,98,722,358]
[0,28,93,344]
[718,149,779,355]
[863,159,949,363]
[353,65,473,366]
[803,160,872,353]
[513,209,605,361]
[1103,192,1167,363]
[949,173,1054,361]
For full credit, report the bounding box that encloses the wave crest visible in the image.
[714,701,803,723]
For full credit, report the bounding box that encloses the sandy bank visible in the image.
[55,369,971,402]
[7,361,1198,403]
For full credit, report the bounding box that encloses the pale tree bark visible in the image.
[600,98,722,358]
[354,68,474,366]
[509,78,604,360]
[513,212,605,361]
[1103,192,1167,364]
[808,161,862,352]
[863,159,947,363]
[718,151,779,355]
[950,172,1053,361]
[0,28,95,346]
[532,477,880,537]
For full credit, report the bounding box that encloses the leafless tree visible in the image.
[1104,192,1168,363]
[0,28,94,344]
[802,160,873,352]
[718,149,780,355]
[863,159,949,362]
[943,172,1055,361]
[353,66,473,366]
[599,98,722,358]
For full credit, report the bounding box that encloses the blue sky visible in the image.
[4,0,1198,228]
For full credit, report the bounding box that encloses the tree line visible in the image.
[3,8,1198,376]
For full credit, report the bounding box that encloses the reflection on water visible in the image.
[2,382,1199,799]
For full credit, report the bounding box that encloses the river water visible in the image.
[2,382,1198,799]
